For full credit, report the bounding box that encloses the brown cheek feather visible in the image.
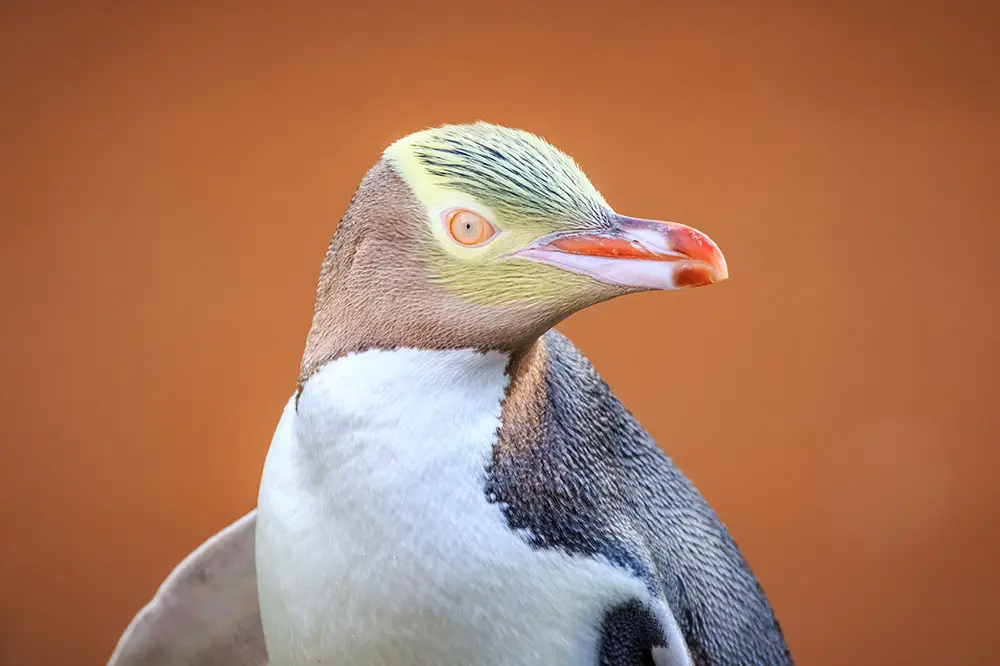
[496,337,548,458]
[297,160,564,397]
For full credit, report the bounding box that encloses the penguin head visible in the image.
[301,122,728,379]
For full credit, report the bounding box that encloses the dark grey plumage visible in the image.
[487,330,793,666]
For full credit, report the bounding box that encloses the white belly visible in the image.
[255,347,648,666]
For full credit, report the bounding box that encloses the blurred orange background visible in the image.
[2,2,998,664]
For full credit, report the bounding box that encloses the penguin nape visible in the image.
[108,122,794,666]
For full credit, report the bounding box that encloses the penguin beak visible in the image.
[513,214,729,290]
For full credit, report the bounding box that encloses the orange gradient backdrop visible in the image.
[2,2,998,664]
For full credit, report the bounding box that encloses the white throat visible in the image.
[255,347,649,666]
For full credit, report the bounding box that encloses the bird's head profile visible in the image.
[300,122,728,383]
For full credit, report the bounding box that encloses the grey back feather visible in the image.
[487,331,793,665]
[546,331,793,664]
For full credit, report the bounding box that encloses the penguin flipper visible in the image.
[108,510,267,665]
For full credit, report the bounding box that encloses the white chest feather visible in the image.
[255,348,650,666]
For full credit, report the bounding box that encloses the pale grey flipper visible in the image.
[108,510,267,665]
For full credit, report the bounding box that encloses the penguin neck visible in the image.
[297,250,552,395]
[296,235,546,393]
[298,258,555,394]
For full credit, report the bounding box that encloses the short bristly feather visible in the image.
[398,122,608,226]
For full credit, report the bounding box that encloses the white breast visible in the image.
[255,347,649,666]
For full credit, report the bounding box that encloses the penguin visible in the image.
[109,122,793,666]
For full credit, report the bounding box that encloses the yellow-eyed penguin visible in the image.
[108,122,793,666]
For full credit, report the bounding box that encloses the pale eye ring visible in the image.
[444,209,497,247]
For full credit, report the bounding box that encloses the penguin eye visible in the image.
[444,209,496,247]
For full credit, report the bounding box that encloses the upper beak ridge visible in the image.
[516,214,729,290]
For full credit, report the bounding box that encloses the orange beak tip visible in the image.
[674,262,727,289]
